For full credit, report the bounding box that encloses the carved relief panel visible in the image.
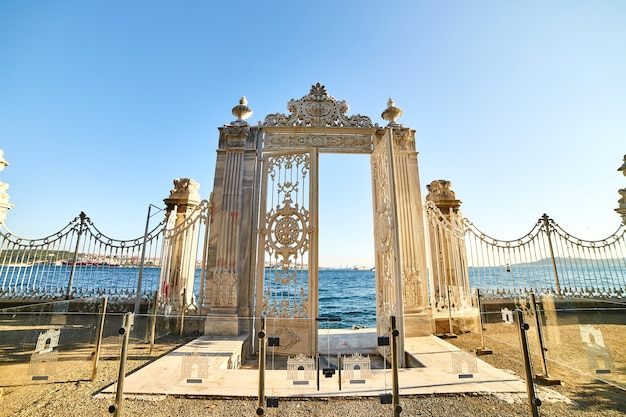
[370,134,400,336]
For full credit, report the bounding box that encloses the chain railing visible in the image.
[0,212,165,301]
[464,214,626,299]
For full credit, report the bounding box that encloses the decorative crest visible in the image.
[263,83,374,128]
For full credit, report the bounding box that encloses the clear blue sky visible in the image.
[1,1,624,268]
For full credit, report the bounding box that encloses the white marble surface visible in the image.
[101,331,526,398]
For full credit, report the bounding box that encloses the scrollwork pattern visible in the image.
[263,83,375,128]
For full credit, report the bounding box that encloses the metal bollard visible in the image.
[91,297,108,381]
[475,289,492,355]
[515,309,541,417]
[256,317,266,416]
[390,316,402,416]
[529,292,560,385]
[109,312,133,416]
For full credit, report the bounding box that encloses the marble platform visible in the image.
[100,329,526,398]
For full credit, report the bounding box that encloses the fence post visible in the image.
[91,297,108,381]
[516,309,541,417]
[65,212,86,299]
[134,204,162,314]
[541,214,562,296]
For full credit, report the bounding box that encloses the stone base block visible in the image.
[404,311,434,337]
[204,313,241,336]
[432,308,479,335]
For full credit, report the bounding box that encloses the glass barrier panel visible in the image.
[251,315,394,411]
[546,298,626,391]
[0,299,100,387]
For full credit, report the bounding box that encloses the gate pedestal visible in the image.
[404,311,434,337]
[204,312,242,337]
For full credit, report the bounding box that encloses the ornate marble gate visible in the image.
[204,84,431,364]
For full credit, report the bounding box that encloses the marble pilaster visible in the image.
[204,98,259,336]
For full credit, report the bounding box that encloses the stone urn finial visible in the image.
[381,97,403,126]
[617,155,626,224]
[0,150,8,172]
[0,149,14,224]
[231,96,253,124]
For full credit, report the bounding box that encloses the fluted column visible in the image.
[380,99,431,340]
[425,179,468,306]
[204,98,259,336]
[162,178,202,310]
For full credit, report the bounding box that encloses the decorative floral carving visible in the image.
[213,271,238,307]
[263,83,375,128]
[402,268,422,307]
[391,128,415,152]
[263,133,373,152]
[220,125,251,149]
[371,136,398,322]
[275,326,301,350]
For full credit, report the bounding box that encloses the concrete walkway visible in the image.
[102,329,525,398]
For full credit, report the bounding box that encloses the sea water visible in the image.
[2,264,624,329]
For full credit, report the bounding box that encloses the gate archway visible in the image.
[204,84,431,366]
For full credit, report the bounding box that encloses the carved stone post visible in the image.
[0,150,14,225]
[425,180,474,333]
[616,155,626,225]
[380,100,431,339]
[162,178,201,311]
[204,97,259,336]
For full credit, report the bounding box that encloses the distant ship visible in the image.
[353,265,374,271]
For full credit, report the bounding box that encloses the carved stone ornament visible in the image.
[0,150,7,172]
[263,133,373,153]
[263,83,375,128]
[0,149,13,224]
[381,98,403,126]
[392,128,415,152]
[617,155,626,224]
[426,179,462,211]
[231,96,253,124]
[220,124,251,149]
[274,326,301,350]
[169,178,201,201]
[213,271,238,307]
